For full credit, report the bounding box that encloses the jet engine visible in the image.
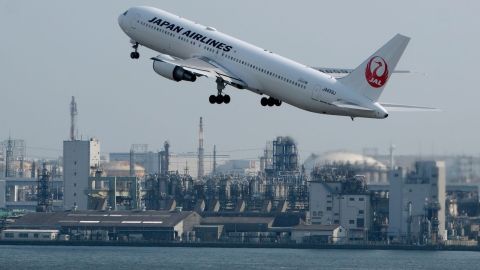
[153,60,197,82]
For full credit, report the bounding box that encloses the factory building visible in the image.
[388,161,446,244]
[199,215,294,243]
[87,175,140,211]
[309,163,372,241]
[1,229,59,241]
[63,139,100,211]
[309,179,371,241]
[8,210,201,242]
[201,216,275,233]
[0,177,63,211]
[193,225,224,242]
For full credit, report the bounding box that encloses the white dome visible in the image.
[304,151,387,171]
[103,161,145,177]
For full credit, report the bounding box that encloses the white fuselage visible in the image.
[118,6,388,119]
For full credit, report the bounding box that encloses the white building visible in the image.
[291,224,346,244]
[309,177,371,241]
[1,229,59,241]
[63,139,100,210]
[388,161,446,243]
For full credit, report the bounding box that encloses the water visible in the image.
[0,245,479,270]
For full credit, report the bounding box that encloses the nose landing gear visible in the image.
[130,42,140,59]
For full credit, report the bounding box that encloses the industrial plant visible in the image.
[1,97,480,248]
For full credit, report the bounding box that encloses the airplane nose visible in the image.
[384,114,389,118]
[118,14,125,29]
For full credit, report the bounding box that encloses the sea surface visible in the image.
[0,245,479,270]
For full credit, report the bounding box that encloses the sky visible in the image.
[1,0,479,161]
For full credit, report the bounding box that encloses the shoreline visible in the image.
[1,241,479,252]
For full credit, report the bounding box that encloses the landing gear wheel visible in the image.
[223,95,231,104]
[215,95,224,104]
[130,52,140,59]
[261,97,268,107]
[267,98,275,107]
[275,100,282,106]
[209,95,216,104]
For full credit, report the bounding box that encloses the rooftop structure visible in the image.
[70,96,78,141]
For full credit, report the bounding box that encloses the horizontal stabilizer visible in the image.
[332,101,373,111]
[380,103,440,112]
[313,67,410,78]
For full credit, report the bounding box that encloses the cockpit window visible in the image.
[123,10,128,16]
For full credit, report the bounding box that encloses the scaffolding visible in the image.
[1,138,26,178]
[36,162,52,212]
[159,141,170,175]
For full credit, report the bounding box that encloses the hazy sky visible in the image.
[1,0,479,161]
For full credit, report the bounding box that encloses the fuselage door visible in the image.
[311,85,322,101]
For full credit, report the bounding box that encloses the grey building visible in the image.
[63,139,100,210]
[388,161,446,243]
[8,210,201,242]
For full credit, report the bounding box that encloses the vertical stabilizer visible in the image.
[339,34,410,101]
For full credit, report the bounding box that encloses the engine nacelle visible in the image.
[153,60,197,82]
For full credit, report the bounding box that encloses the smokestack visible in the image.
[70,96,78,141]
[160,141,170,175]
[164,141,170,173]
[197,117,204,179]
[389,144,396,170]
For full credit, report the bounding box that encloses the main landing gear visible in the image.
[209,78,231,104]
[261,97,282,107]
[130,42,140,59]
[209,94,230,104]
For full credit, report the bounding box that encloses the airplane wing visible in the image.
[380,103,440,112]
[151,54,246,88]
[312,67,409,78]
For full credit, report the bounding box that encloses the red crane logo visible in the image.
[365,56,389,88]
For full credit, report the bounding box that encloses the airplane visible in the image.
[118,6,436,120]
